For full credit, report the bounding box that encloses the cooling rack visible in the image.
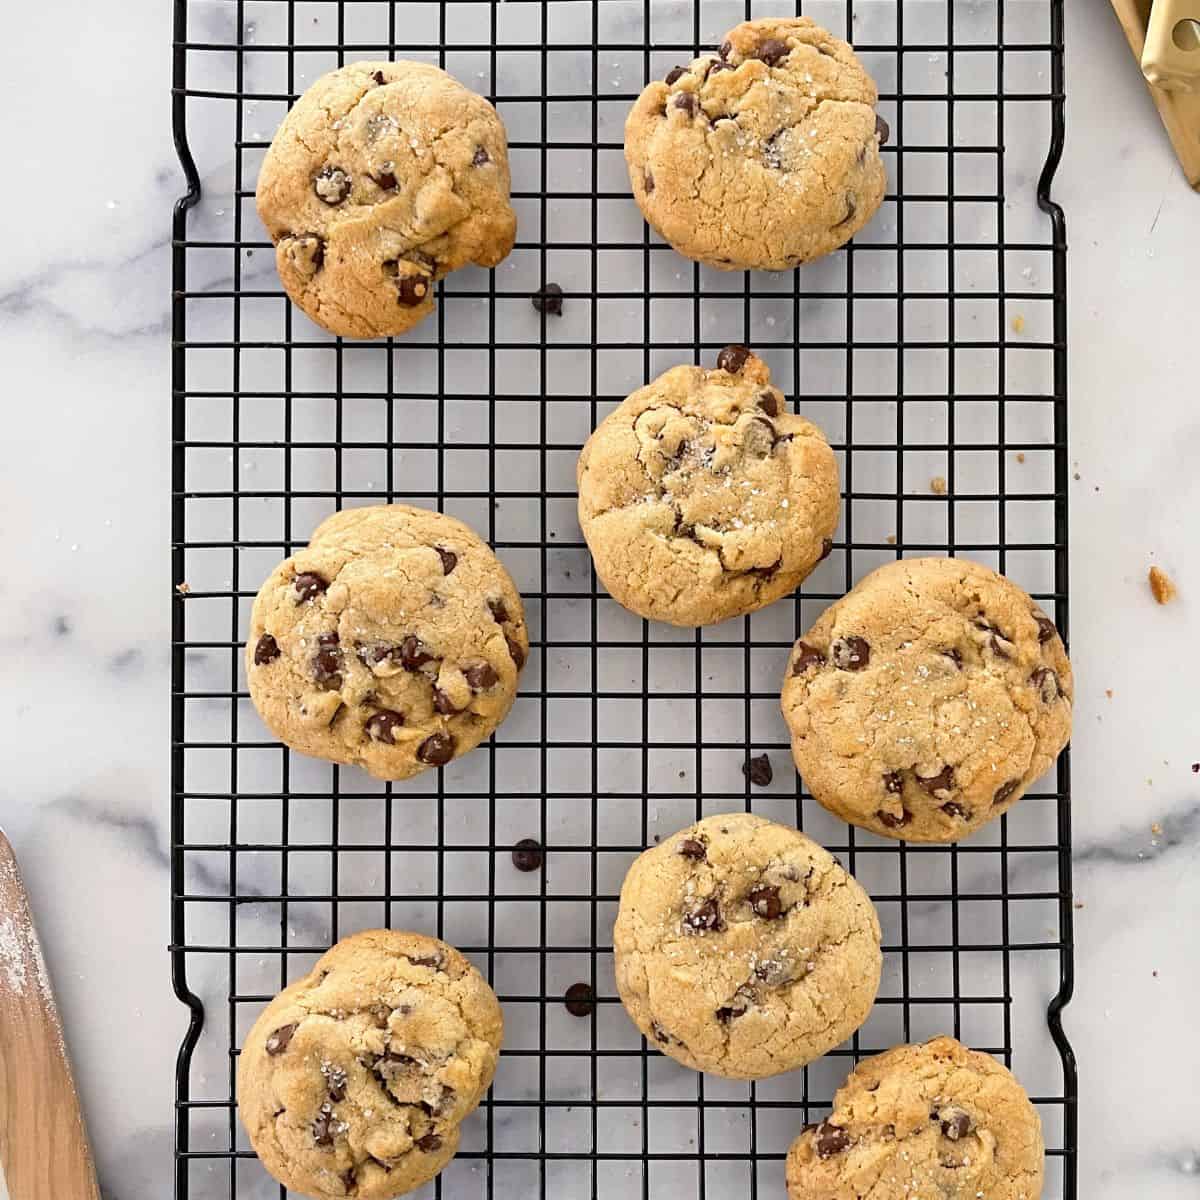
[171,1,1076,1196]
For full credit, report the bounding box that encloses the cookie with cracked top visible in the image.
[625,18,887,270]
[237,929,503,1199]
[785,1035,1045,1200]
[576,349,839,627]
[612,812,881,1079]
[246,504,528,780]
[256,61,516,338]
[781,557,1072,843]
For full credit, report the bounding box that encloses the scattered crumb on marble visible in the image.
[1012,314,1026,334]
[930,476,947,495]
[1148,565,1177,605]
[886,534,897,545]
[1015,451,1026,463]
[176,581,191,594]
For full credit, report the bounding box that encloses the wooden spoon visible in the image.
[0,830,100,1199]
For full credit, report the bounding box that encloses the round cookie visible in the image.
[577,348,840,627]
[246,504,528,780]
[612,812,881,1079]
[785,1036,1045,1200]
[257,61,516,338]
[237,929,503,1200]
[624,18,887,270]
[781,557,1072,843]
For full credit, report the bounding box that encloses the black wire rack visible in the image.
[171,1,1075,1197]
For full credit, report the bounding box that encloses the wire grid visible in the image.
[171,0,1076,1197]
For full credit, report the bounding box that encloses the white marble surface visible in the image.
[1,1,1197,1197]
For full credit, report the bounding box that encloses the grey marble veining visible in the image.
[0,2,1197,1198]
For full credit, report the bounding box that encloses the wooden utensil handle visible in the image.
[0,835,101,1200]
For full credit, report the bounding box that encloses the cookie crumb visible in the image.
[176,581,191,594]
[1073,901,1084,909]
[1015,452,1026,464]
[930,476,948,495]
[1151,822,1163,836]
[1105,689,1113,699]
[1012,313,1026,334]
[1192,763,1199,773]
[885,534,897,545]
[1148,565,1177,605]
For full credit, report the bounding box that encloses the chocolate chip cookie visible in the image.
[785,1036,1045,1200]
[257,61,516,338]
[577,347,839,627]
[781,557,1072,842]
[237,929,503,1200]
[246,505,528,780]
[612,813,881,1079]
[625,18,887,270]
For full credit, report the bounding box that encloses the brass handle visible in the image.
[1143,0,1200,91]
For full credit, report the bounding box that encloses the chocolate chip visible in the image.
[917,765,956,794]
[511,838,543,872]
[463,662,499,691]
[312,633,343,690]
[715,1004,746,1023]
[756,37,789,66]
[400,636,435,671]
[815,1121,851,1158]
[748,884,782,920]
[673,92,697,116]
[432,688,462,716]
[375,169,398,190]
[717,343,752,373]
[665,66,687,84]
[943,647,964,669]
[325,1065,348,1102]
[819,537,834,561]
[719,40,732,60]
[265,1023,298,1055]
[1034,613,1057,643]
[372,70,386,84]
[993,778,1021,806]
[643,168,654,193]
[742,753,773,787]
[831,636,871,671]
[365,709,404,745]
[756,390,780,416]
[708,59,733,74]
[1031,667,1060,703]
[532,283,564,316]
[682,897,722,932]
[834,193,858,228]
[989,633,1013,659]
[341,1166,357,1192]
[472,145,490,166]
[940,1109,973,1140]
[792,641,825,675]
[407,950,445,969]
[488,597,510,624]
[651,1022,670,1043]
[564,981,594,1016]
[941,801,968,818]
[254,633,280,665]
[505,633,526,669]
[876,808,911,829]
[875,113,890,145]
[434,545,457,575]
[417,732,455,766]
[415,1133,442,1153]
[678,838,707,862]
[396,275,430,307]
[314,166,351,205]
[312,1102,335,1147]
[293,571,327,603]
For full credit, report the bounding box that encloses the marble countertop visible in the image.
[2,2,1197,1197]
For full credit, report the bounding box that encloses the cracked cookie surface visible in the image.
[781,557,1072,843]
[786,1035,1045,1200]
[624,18,887,270]
[237,929,503,1200]
[257,61,516,338]
[246,504,528,780]
[577,349,839,627]
[612,812,881,1079]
